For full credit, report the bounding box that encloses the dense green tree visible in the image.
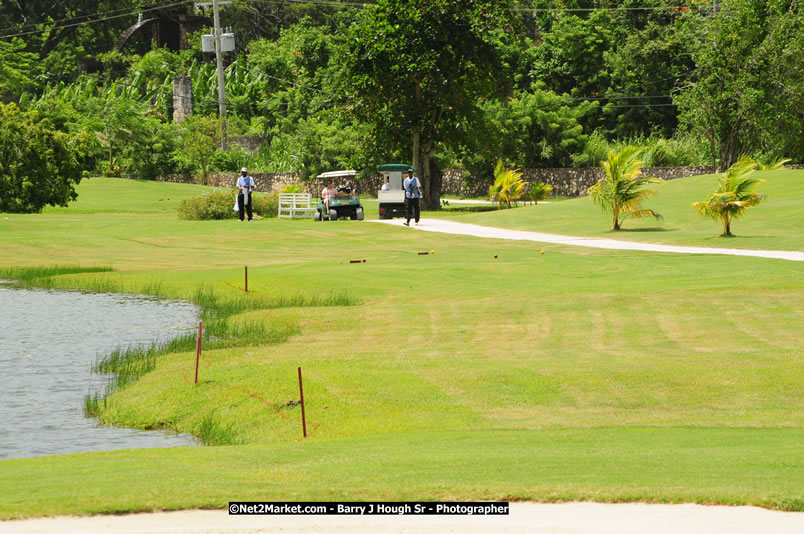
[481,84,598,170]
[603,20,694,138]
[0,0,141,83]
[0,103,85,213]
[530,10,615,98]
[21,74,178,179]
[344,0,516,208]
[0,38,40,102]
[674,0,804,169]
[176,114,222,184]
[0,1,134,57]
[224,0,364,46]
[247,17,343,130]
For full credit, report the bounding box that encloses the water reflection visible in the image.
[0,283,200,460]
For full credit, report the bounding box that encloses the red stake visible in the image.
[194,321,203,384]
[298,366,307,438]
[245,266,248,293]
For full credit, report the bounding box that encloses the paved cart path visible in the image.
[372,218,804,261]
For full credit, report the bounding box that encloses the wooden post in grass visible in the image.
[298,366,307,438]
[244,266,248,293]
[194,321,203,384]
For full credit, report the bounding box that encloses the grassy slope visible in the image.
[0,175,801,518]
[454,168,804,251]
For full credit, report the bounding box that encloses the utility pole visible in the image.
[212,0,227,150]
[197,1,233,148]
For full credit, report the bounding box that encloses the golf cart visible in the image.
[314,170,364,221]
[377,163,414,219]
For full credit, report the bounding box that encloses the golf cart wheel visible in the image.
[314,211,321,221]
[329,209,338,221]
[356,207,364,221]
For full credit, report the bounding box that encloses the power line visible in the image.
[247,0,368,8]
[602,103,678,108]
[0,2,170,34]
[0,1,195,40]
[510,4,712,13]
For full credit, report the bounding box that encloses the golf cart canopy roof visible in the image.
[316,170,358,179]
[378,164,415,173]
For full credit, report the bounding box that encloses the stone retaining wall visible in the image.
[156,164,785,199]
[442,166,714,198]
[157,172,387,197]
[158,172,304,193]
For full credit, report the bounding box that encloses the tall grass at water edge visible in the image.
[0,265,114,287]
[198,413,244,446]
[0,265,358,419]
[0,265,169,296]
[84,285,359,417]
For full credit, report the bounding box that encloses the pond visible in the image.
[0,283,200,460]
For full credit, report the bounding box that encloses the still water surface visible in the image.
[0,284,200,460]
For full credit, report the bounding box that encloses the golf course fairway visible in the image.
[0,171,801,518]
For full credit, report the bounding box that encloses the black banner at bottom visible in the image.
[229,501,509,516]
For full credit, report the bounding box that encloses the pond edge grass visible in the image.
[1,266,359,436]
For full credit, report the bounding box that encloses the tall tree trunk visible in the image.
[411,131,442,211]
[424,155,442,211]
[411,127,421,178]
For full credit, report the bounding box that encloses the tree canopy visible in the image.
[0,0,800,211]
[0,103,85,213]
[343,0,517,208]
[675,0,803,170]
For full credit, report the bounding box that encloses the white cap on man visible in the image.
[241,167,248,173]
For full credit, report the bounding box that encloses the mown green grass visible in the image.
[0,176,801,518]
[0,428,800,519]
[455,168,804,251]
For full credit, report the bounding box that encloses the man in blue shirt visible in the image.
[403,169,421,226]
[236,168,256,222]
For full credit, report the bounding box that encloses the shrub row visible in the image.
[178,189,279,220]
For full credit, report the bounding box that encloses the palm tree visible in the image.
[587,146,663,230]
[489,159,526,209]
[756,156,791,171]
[691,155,765,237]
[525,181,553,206]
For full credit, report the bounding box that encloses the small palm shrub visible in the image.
[756,156,791,171]
[489,159,526,209]
[588,146,664,230]
[178,189,279,220]
[691,156,765,236]
[526,182,553,205]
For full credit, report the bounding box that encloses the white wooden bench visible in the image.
[278,193,317,219]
